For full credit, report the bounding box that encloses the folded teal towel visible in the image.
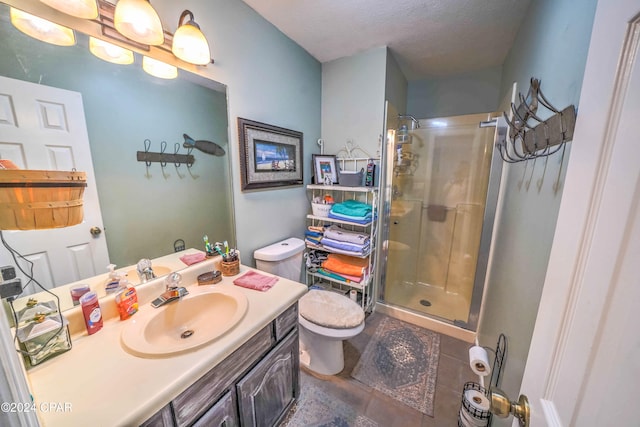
[330,200,372,217]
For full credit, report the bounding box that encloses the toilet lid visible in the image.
[299,289,364,329]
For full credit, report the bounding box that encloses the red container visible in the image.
[70,284,90,306]
[79,291,103,335]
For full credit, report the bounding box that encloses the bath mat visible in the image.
[351,316,440,416]
[282,375,378,427]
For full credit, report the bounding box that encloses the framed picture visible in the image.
[238,118,304,191]
[312,154,339,185]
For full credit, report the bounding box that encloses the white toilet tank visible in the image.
[253,237,305,282]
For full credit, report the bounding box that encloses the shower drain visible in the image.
[419,299,432,307]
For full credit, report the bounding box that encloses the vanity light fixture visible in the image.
[142,56,177,79]
[10,7,76,46]
[39,0,98,20]
[114,0,164,46]
[89,37,134,65]
[171,10,211,65]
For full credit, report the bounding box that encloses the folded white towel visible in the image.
[324,225,370,245]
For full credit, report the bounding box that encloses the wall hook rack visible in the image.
[136,139,195,168]
[498,78,576,164]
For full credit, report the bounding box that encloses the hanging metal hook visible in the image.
[143,139,152,167]
[160,141,168,167]
[173,143,182,167]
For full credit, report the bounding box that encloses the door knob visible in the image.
[489,387,530,427]
[90,226,102,236]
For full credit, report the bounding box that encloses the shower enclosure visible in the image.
[377,108,503,331]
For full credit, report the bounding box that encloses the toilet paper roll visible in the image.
[464,389,491,412]
[460,405,489,427]
[468,346,491,377]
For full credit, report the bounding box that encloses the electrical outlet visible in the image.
[1,266,16,281]
[0,278,22,299]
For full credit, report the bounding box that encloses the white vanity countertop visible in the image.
[25,259,307,427]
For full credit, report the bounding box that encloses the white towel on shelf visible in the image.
[324,225,370,245]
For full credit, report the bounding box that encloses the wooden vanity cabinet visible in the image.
[140,303,299,427]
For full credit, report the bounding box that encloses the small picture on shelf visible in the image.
[312,154,339,185]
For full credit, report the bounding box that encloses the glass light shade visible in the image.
[39,0,98,19]
[114,0,164,46]
[10,8,75,46]
[172,22,210,65]
[89,37,134,65]
[142,56,177,79]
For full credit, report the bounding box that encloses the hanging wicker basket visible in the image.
[0,170,87,230]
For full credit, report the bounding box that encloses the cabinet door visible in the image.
[236,330,299,427]
[172,327,272,426]
[192,391,238,427]
[139,404,174,427]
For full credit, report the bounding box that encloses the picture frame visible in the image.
[312,154,339,185]
[237,118,304,191]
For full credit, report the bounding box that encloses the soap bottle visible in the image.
[115,278,138,321]
[79,291,103,335]
[104,264,123,295]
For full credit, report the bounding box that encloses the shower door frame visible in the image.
[376,112,506,331]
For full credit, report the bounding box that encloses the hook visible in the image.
[525,156,537,190]
[186,146,194,168]
[173,143,182,167]
[143,139,152,166]
[160,141,168,167]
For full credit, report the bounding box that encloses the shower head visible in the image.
[397,114,420,130]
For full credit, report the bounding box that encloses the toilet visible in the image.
[254,237,365,376]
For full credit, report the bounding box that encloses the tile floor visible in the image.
[291,311,478,426]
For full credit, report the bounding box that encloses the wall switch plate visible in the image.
[1,266,16,281]
[0,278,22,299]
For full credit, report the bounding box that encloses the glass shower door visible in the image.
[381,113,497,326]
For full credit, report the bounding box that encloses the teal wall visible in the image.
[478,0,598,411]
[321,46,387,157]
[154,0,322,264]
[385,50,408,117]
[406,65,502,118]
[0,13,232,268]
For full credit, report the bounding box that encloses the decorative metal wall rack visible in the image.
[498,78,577,163]
[136,139,195,168]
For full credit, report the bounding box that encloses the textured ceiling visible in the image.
[241,0,531,80]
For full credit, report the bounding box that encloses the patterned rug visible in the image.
[283,374,378,427]
[351,316,440,416]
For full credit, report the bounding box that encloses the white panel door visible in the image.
[518,1,640,426]
[0,76,109,293]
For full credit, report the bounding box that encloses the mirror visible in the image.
[0,3,235,313]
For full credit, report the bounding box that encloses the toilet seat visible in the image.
[299,289,364,329]
[298,314,364,338]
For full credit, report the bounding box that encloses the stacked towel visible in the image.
[320,253,369,284]
[329,200,373,224]
[304,225,324,247]
[324,225,370,245]
[320,224,370,256]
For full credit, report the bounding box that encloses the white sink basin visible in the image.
[121,287,248,358]
[124,266,173,284]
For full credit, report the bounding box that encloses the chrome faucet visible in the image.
[136,258,156,283]
[151,272,189,308]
